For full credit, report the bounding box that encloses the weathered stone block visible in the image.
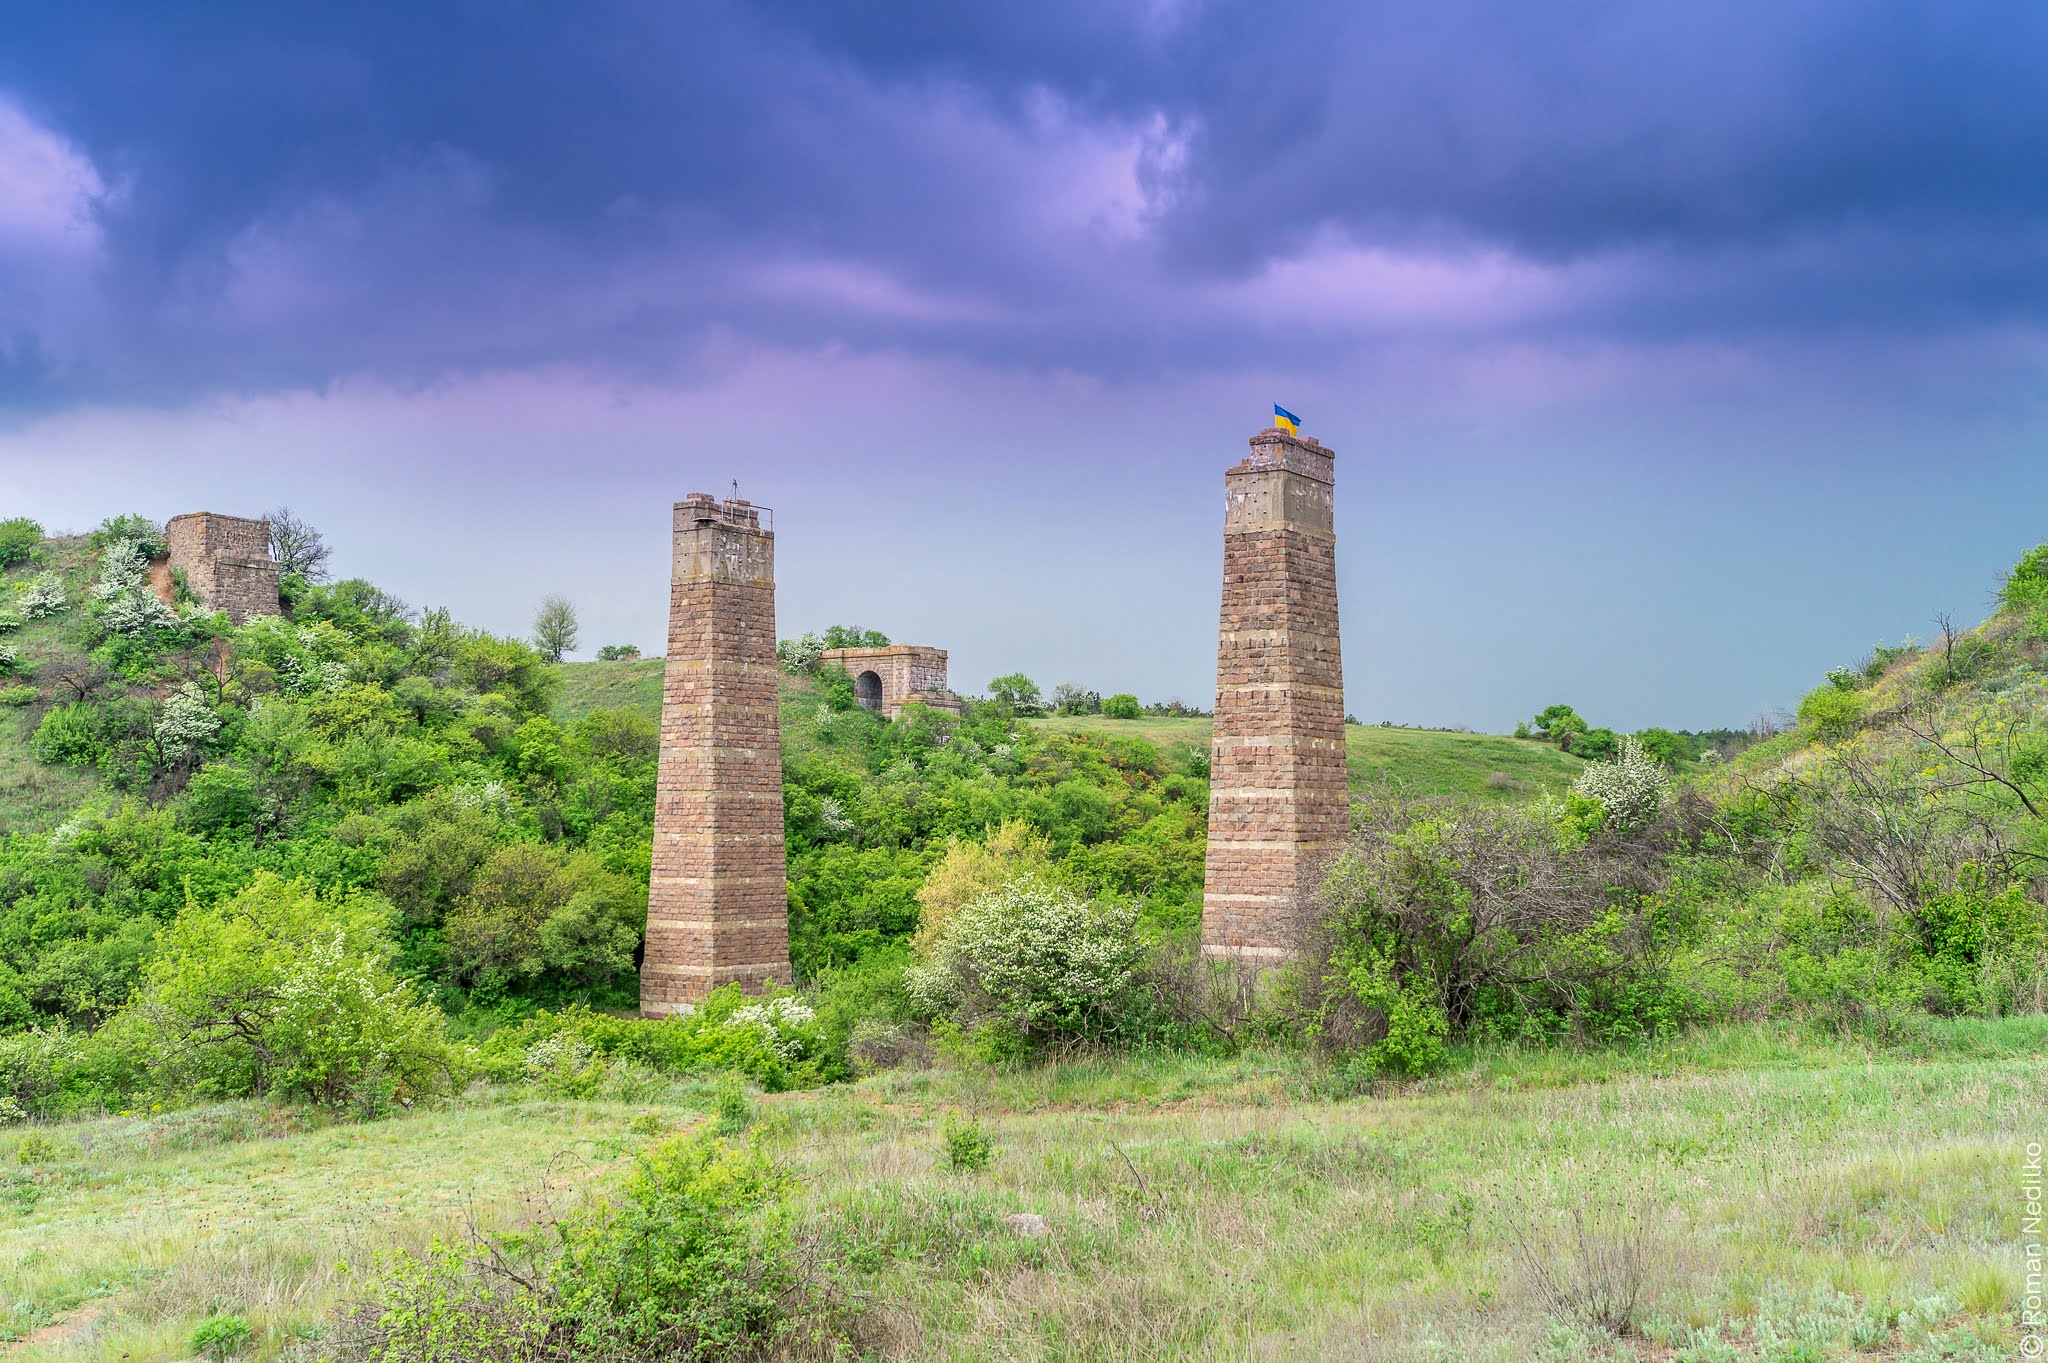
[819,643,963,719]
[164,512,282,623]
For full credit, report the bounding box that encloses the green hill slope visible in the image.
[552,654,664,722]
[1033,714,1585,803]
[554,662,1588,804]
[0,536,109,834]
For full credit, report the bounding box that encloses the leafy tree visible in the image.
[1633,727,1688,769]
[1101,693,1141,719]
[0,517,42,569]
[1051,682,1100,716]
[265,506,333,582]
[444,842,644,991]
[912,821,1058,956]
[131,872,455,1109]
[1797,684,1864,740]
[596,643,641,661]
[1530,703,1588,751]
[532,595,581,663]
[776,632,824,673]
[987,673,1044,716]
[820,625,889,649]
[1572,727,1620,762]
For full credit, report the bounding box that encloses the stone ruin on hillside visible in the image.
[163,512,282,623]
[819,643,963,719]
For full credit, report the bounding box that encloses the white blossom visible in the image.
[155,683,222,763]
[724,995,816,1060]
[1571,734,1671,834]
[19,573,67,619]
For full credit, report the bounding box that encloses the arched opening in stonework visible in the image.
[855,670,884,712]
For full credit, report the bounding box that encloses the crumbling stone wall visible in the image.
[164,512,282,623]
[819,643,962,720]
[1201,428,1348,963]
[641,493,793,1016]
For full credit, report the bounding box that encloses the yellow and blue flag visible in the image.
[1273,404,1300,435]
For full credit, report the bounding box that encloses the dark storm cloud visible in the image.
[0,0,2044,404]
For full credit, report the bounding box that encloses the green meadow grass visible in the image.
[6,1022,2041,1363]
[1032,713,1588,802]
[550,655,666,723]
[0,538,107,836]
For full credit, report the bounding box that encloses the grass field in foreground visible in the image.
[7,1019,2044,1363]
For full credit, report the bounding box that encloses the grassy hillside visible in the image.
[8,1021,2041,1362]
[1032,713,1588,803]
[0,538,106,835]
[552,655,664,723]
[553,662,1589,805]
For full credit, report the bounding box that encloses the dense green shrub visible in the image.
[1101,693,1142,719]
[0,518,40,569]
[359,1132,849,1363]
[482,988,831,1090]
[1300,796,1687,1073]
[1999,543,2048,615]
[906,880,1150,1051]
[443,842,644,994]
[1796,683,1864,739]
[939,1112,996,1172]
[131,873,458,1111]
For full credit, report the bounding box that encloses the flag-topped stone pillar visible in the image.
[641,492,793,1016]
[1201,425,1349,963]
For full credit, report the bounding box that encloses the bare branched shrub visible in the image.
[1295,795,1679,1070]
[1759,726,2021,930]
[1505,1200,1660,1338]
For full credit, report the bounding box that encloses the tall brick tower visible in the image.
[641,492,793,1016]
[1201,426,1348,963]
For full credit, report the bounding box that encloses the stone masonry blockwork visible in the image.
[641,493,794,1016]
[1201,429,1348,961]
[164,512,282,623]
[818,643,962,720]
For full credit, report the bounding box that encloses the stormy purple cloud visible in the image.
[2,0,2045,731]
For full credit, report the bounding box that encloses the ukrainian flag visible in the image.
[1273,404,1300,435]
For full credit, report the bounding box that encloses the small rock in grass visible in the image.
[1005,1212,1049,1239]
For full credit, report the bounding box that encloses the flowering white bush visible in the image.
[1572,734,1671,835]
[906,881,1146,1046]
[92,536,152,600]
[776,631,824,673]
[523,1032,608,1096]
[724,995,817,1061]
[449,779,514,817]
[19,573,67,619]
[91,537,182,636]
[154,683,222,764]
[101,589,180,636]
[235,616,351,695]
[0,610,21,634]
[0,643,16,674]
[814,795,856,838]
